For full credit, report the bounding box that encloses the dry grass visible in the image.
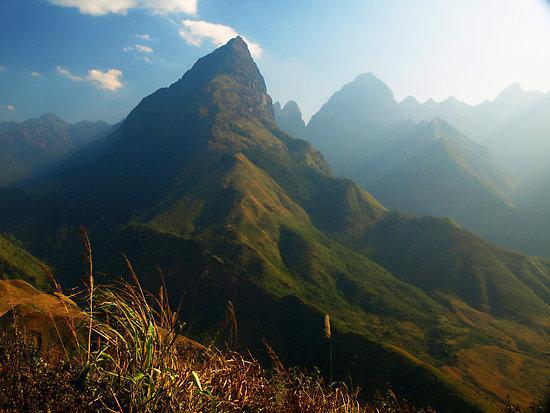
[0,274,433,413]
[1,231,546,412]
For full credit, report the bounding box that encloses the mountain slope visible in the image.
[0,113,110,186]
[0,233,49,290]
[366,119,517,236]
[0,39,548,411]
[305,75,517,240]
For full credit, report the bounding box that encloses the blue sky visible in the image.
[1,0,550,123]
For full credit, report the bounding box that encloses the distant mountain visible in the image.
[304,75,517,241]
[273,100,306,138]
[400,96,472,125]
[400,84,550,257]
[0,39,548,411]
[0,121,17,133]
[367,119,518,236]
[398,83,546,144]
[0,113,111,186]
[306,73,407,174]
[482,93,550,186]
[458,84,545,142]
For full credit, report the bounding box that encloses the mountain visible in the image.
[273,100,307,138]
[366,119,518,237]
[306,73,407,174]
[398,84,546,144]
[0,121,17,133]
[457,84,546,143]
[304,75,517,241]
[482,93,550,186]
[0,113,111,186]
[400,96,473,125]
[0,38,548,411]
[0,279,82,356]
[385,83,550,257]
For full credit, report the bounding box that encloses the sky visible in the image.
[1,0,550,123]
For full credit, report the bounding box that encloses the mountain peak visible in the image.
[307,73,401,133]
[274,100,306,136]
[401,96,419,105]
[282,100,302,116]
[444,96,459,103]
[123,36,273,137]
[495,82,524,101]
[170,36,259,93]
[351,73,388,88]
[400,96,420,112]
[37,113,65,123]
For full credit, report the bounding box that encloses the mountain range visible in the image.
[0,113,111,187]
[278,74,550,258]
[0,38,548,412]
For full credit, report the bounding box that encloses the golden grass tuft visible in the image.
[0,239,443,412]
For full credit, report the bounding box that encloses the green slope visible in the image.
[0,233,48,290]
[0,38,547,412]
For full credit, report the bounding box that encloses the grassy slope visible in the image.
[0,234,48,290]
[0,39,547,412]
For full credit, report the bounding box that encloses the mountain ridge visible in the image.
[0,113,111,187]
[0,38,548,411]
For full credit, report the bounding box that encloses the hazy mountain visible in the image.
[367,119,518,237]
[273,100,306,138]
[444,88,550,257]
[458,83,546,142]
[0,38,548,411]
[400,96,473,125]
[482,93,550,187]
[305,75,517,242]
[398,83,547,148]
[0,121,17,133]
[0,113,111,186]
[306,73,407,174]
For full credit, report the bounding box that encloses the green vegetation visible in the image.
[0,233,49,289]
[0,275,441,412]
[0,38,547,412]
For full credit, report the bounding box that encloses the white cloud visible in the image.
[0,66,6,71]
[6,105,15,111]
[31,71,42,77]
[47,0,197,15]
[141,0,196,15]
[56,65,83,81]
[124,44,153,53]
[57,65,124,91]
[87,68,124,91]
[135,44,153,53]
[135,33,151,41]
[179,20,263,58]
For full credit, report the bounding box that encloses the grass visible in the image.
[0,277,547,412]
[0,241,440,413]
[0,233,49,290]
